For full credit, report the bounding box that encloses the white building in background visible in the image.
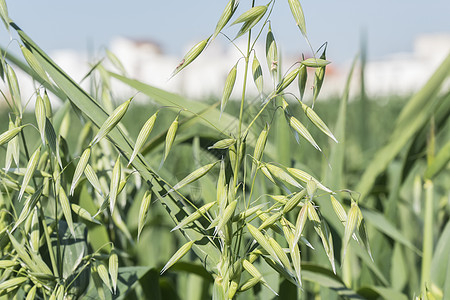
[363,34,450,96]
[2,33,450,110]
[83,32,450,101]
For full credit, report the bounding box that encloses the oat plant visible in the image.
[0,0,376,299]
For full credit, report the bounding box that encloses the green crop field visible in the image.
[0,0,449,299]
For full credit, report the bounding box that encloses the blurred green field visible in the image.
[1,1,449,298]
[0,94,410,189]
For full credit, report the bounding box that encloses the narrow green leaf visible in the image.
[302,263,361,298]
[361,208,420,253]
[357,286,408,300]
[424,139,450,179]
[106,49,126,74]
[357,207,373,261]
[356,52,450,200]
[431,221,450,297]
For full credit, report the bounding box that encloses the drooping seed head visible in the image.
[70,147,91,196]
[220,64,237,115]
[91,97,133,146]
[287,0,307,37]
[213,0,236,40]
[160,240,195,274]
[252,54,264,96]
[129,111,159,166]
[172,37,210,76]
[208,138,236,150]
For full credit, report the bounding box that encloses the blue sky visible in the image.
[2,1,450,64]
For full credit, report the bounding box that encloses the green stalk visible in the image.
[231,0,255,279]
[233,34,252,188]
[20,130,60,278]
[50,156,62,278]
[243,92,275,136]
[342,246,352,288]
[420,179,433,292]
[39,204,59,278]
